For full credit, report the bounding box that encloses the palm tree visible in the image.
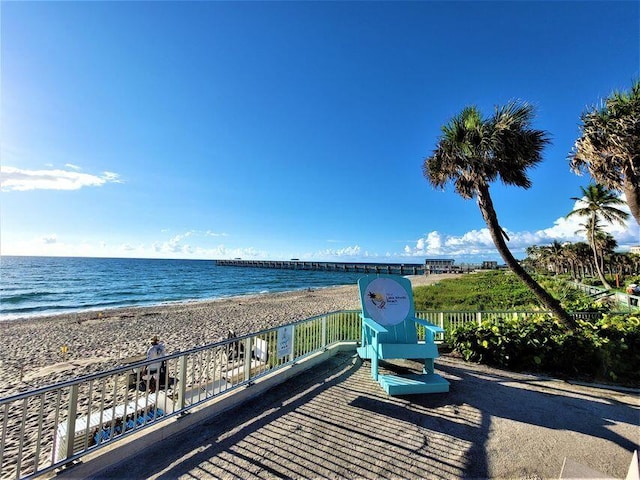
[569,80,640,225]
[567,184,629,289]
[575,216,605,282]
[629,251,640,276]
[562,242,584,280]
[547,240,567,275]
[573,241,595,278]
[524,245,542,272]
[595,232,618,277]
[423,101,577,329]
[609,251,634,285]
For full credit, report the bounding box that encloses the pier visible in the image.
[215,259,427,275]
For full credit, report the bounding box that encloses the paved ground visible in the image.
[93,353,639,480]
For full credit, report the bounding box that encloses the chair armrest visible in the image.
[360,315,388,335]
[413,317,445,334]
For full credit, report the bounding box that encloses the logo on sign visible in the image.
[367,291,386,309]
[367,290,407,310]
[363,277,410,326]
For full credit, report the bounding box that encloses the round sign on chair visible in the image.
[363,277,410,326]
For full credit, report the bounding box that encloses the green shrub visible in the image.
[593,314,640,383]
[450,313,640,386]
[452,315,561,369]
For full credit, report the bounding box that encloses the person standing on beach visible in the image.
[146,336,166,392]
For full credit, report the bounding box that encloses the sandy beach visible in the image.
[0,273,452,478]
[1,274,457,399]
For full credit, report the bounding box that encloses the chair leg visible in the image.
[371,338,380,381]
[423,358,435,375]
[371,355,379,380]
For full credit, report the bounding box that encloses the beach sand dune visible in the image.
[1,274,457,398]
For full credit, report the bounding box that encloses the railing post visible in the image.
[65,384,79,460]
[243,338,252,382]
[477,312,482,326]
[438,312,444,329]
[290,325,296,363]
[321,315,328,348]
[177,355,187,411]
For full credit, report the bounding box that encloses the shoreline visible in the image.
[0,283,354,324]
[0,282,359,325]
[1,274,459,398]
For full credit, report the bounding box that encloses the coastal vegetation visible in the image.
[566,184,629,289]
[423,102,576,329]
[524,240,639,291]
[450,312,639,386]
[524,180,638,290]
[413,271,596,312]
[414,271,640,386]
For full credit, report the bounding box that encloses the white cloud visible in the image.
[195,245,268,260]
[311,245,362,259]
[143,230,268,259]
[102,171,120,182]
[205,230,228,237]
[153,232,200,254]
[0,166,122,191]
[41,234,58,245]
[403,198,639,260]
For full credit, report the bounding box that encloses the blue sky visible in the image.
[1,1,638,263]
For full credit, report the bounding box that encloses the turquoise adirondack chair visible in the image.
[356,274,450,395]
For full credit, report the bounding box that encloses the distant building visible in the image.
[481,260,498,270]
[424,258,456,274]
[630,246,640,255]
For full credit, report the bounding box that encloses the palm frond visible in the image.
[568,79,639,196]
[423,100,550,197]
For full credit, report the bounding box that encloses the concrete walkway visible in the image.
[91,353,639,480]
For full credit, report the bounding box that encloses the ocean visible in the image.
[0,256,365,321]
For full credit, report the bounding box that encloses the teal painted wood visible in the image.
[356,274,450,395]
[378,373,450,395]
[358,342,440,360]
[379,343,440,359]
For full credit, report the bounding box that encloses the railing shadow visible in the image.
[94,352,363,479]
[433,362,639,452]
[351,359,638,479]
[81,352,639,480]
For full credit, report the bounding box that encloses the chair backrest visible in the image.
[358,274,417,344]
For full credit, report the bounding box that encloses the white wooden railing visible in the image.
[568,281,640,310]
[0,309,609,479]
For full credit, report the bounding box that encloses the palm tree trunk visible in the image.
[623,162,640,225]
[591,245,610,288]
[589,216,611,289]
[476,184,577,330]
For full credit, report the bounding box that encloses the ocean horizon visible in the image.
[0,256,366,321]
